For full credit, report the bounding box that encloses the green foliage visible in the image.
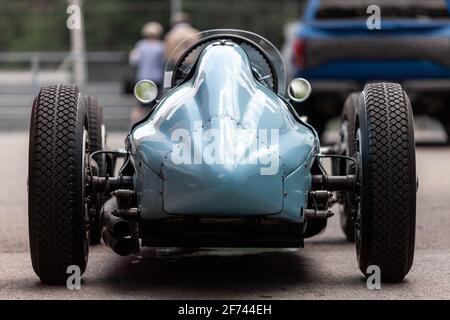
[0,0,304,51]
[0,0,68,51]
[184,0,303,47]
[83,0,171,50]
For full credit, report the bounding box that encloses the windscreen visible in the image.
[316,0,450,20]
[163,29,287,95]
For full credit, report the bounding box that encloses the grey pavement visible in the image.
[0,130,450,299]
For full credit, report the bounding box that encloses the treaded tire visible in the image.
[85,96,104,157]
[29,85,89,284]
[355,82,416,282]
[306,112,326,141]
[337,93,360,242]
[85,95,105,245]
[444,122,450,144]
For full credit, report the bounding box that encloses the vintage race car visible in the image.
[28,30,417,284]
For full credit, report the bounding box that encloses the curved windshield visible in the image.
[163,29,287,95]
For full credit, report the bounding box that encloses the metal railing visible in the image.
[0,51,128,90]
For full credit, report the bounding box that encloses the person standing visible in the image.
[164,12,200,68]
[129,22,165,123]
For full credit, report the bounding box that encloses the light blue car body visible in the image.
[130,42,318,224]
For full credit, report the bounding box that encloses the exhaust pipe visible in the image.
[102,229,134,256]
[104,210,132,238]
[101,197,134,256]
[102,197,132,237]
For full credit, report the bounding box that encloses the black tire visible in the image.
[444,122,450,144]
[337,93,360,242]
[85,96,105,245]
[307,112,327,141]
[85,96,104,158]
[29,85,89,284]
[354,82,416,282]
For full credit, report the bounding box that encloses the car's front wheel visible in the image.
[29,85,90,284]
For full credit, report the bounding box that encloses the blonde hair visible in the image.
[141,22,164,39]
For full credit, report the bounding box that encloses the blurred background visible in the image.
[0,0,448,141]
[1,0,450,299]
[0,0,305,131]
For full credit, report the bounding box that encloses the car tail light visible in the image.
[293,39,306,69]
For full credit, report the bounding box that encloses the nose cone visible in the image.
[163,116,284,215]
[193,42,254,85]
[131,40,317,219]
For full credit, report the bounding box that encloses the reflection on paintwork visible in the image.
[131,41,318,222]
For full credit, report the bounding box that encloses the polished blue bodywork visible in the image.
[130,42,318,223]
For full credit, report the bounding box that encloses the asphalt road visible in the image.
[1,130,450,300]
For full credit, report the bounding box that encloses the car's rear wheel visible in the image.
[337,93,359,242]
[307,113,326,141]
[29,85,90,284]
[354,82,416,282]
[444,121,450,144]
[85,95,106,245]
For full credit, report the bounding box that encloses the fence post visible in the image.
[171,0,183,19]
[31,53,40,93]
[68,0,87,86]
